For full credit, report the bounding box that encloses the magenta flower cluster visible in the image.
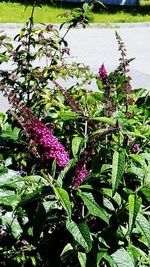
[73,167,88,188]
[98,64,108,81]
[21,109,70,169]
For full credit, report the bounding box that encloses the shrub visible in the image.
[0,2,150,267]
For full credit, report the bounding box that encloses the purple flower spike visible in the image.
[73,167,88,188]
[99,64,108,80]
[26,120,70,169]
[18,108,70,170]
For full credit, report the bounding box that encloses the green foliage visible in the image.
[0,2,150,267]
[112,149,126,196]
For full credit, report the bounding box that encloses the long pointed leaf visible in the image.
[72,136,84,159]
[66,220,92,253]
[90,116,115,125]
[128,194,141,235]
[111,248,134,267]
[78,191,109,224]
[54,188,71,220]
[112,150,125,196]
[136,213,150,247]
[78,252,86,267]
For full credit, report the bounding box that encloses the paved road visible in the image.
[1,23,150,112]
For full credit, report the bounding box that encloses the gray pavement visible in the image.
[1,23,150,112]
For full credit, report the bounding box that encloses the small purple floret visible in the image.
[18,170,24,176]
[131,143,139,154]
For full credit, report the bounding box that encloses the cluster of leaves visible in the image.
[0,3,150,267]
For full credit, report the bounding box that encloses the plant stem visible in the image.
[26,1,36,104]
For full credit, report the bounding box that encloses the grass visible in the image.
[0,1,150,23]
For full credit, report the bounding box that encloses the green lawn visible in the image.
[0,1,150,23]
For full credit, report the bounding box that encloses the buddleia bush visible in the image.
[0,2,149,266]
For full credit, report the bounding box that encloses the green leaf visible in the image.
[1,211,22,238]
[112,150,125,196]
[0,112,5,124]
[140,185,150,202]
[72,136,84,159]
[96,79,103,91]
[0,53,9,63]
[56,159,76,188]
[111,248,134,267]
[20,175,48,184]
[100,164,112,173]
[54,187,71,220]
[20,187,52,206]
[31,257,36,266]
[136,214,150,247]
[128,194,141,235]
[1,124,20,141]
[129,154,146,167]
[103,253,117,267]
[103,197,115,211]
[141,153,150,163]
[4,43,13,51]
[66,220,92,253]
[90,116,115,125]
[60,243,73,257]
[78,191,109,224]
[97,251,107,266]
[78,252,86,267]
[127,165,144,180]
[51,159,56,178]
[0,189,20,209]
[0,169,21,189]
[59,111,80,121]
[127,245,147,264]
[101,188,122,206]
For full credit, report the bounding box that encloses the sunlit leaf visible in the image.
[54,187,71,220]
[136,214,150,247]
[66,219,92,253]
[59,111,80,120]
[78,252,86,267]
[112,150,125,196]
[127,245,147,264]
[101,188,122,206]
[90,116,115,125]
[128,194,141,235]
[140,185,150,202]
[0,189,20,209]
[129,154,146,167]
[78,191,109,224]
[72,136,84,159]
[1,211,22,238]
[60,243,73,257]
[127,165,144,180]
[111,248,134,267]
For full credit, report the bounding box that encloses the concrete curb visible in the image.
[1,22,150,29]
